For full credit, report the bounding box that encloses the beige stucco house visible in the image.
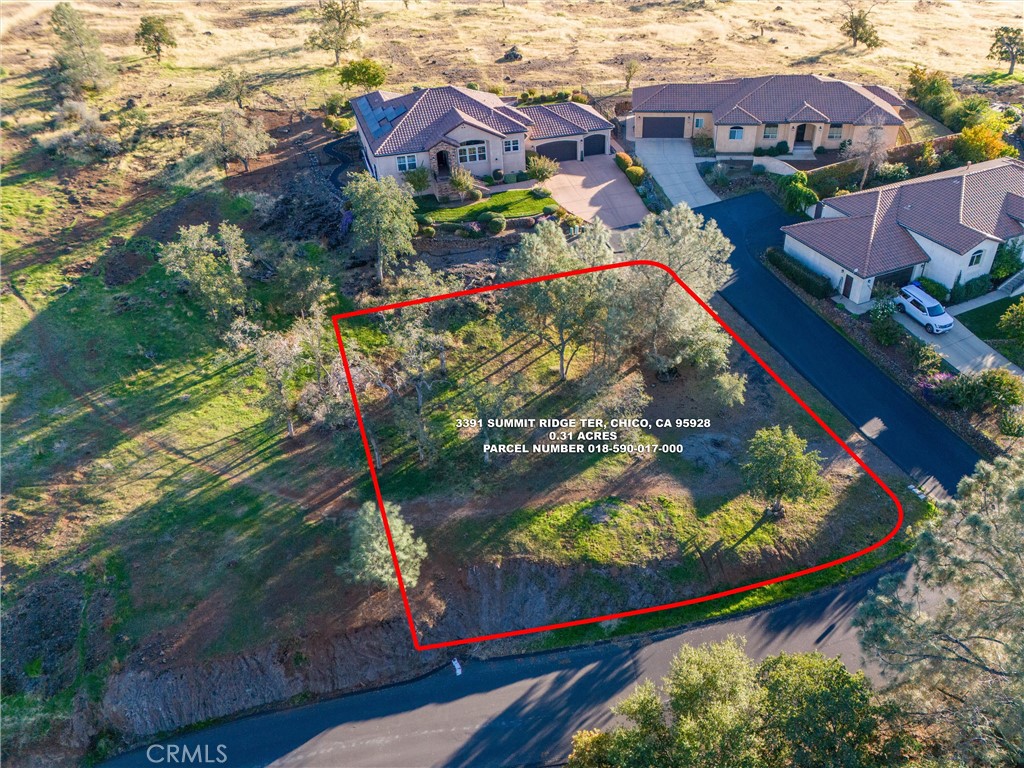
[352,86,613,191]
[781,158,1024,305]
[631,75,904,154]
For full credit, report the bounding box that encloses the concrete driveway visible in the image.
[895,314,1024,376]
[635,138,720,209]
[696,193,980,498]
[546,156,649,230]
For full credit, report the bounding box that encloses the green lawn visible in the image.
[417,189,556,222]
[957,296,1024,367]
[967,70,1024,86]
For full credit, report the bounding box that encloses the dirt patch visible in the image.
[101,238,160,287]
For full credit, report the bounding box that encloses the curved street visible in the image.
[103,562,908,768]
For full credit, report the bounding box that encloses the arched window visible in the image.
[968,249,984,267]
[458,140,487,163]
[728,126,744,140]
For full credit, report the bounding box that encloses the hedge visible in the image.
[766,247,834,299]
[624,166,645,185]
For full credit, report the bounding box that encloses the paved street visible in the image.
[102,563,909,768]
[545,156,649,230]
[695,193,981,498]
[633,138,720,208]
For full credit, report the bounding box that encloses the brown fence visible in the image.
[886,133,960,164]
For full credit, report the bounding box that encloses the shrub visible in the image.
[779,174,818,214]
[527,154,560,182]
[871,315,903,346]
[953,124,1019,164]
[570,92,588,104]
[516,170,530,183]
[949,274,993,304]
[481,174,494,185]
[873,162,910,184]
[999,298,1024,343]
[998,409,1024,437]
[915,276,949,302]
[765,247,834,299]
[530,186,551,199]
[751,164,766,176]
[419,225,436,238]
[324,93,348,116]
[487,215,506,234]
[812,175,839,197]
[542,204,560,215]
[519,216,536,228]
[753,146,766,157]
[775,140,790,155]
[466,82,479,90]
[815,146,827,155]
[691,135,715,156]
[323,115,354,133]
[403,167,431,194]
[907,338,944,376]
[413,212,434,226]
[936,369,1024,412]
[492,168,504,182]
[476,210,497,222]
[868,283,898,322]
[624,165,645,185]
[909,141,940,176]
[555,89,571,101]
[469,188,483,201]
[614,151,633,171]
[992,240,1024,282]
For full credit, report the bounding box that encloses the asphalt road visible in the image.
[102,562,908,768]
[695,192,981,497]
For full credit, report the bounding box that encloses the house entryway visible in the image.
[436,150,451,178]
[795,123,810,144]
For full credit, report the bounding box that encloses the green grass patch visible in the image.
[967,70,1024,85]
[417,189,555,222]
[957,296,1017,339]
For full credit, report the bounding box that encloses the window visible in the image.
[503,139,520,153]
[763,124,778,140]
[969,249,983,267]
[693,117,704,129]
[728,126,743,140]
[396,155,417,172]
[828,124,843,140]
[458,140,487,163]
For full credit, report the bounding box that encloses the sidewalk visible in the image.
[894,313,1024,376]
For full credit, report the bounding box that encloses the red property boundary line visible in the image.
[331,260,905,652]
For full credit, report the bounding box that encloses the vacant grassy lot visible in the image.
[418,189,556,221]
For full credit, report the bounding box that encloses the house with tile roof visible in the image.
[631,74,904,155]
[780,158,1024,305]
[351,86,613,192]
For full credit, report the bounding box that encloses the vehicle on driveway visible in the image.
[895,284,955,334]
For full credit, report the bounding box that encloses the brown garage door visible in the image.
[642,117,685,138]
[536,140,578,161]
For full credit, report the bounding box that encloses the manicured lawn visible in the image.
[958,296,1024,368]
[957,296,1018,340]
[417,189,555,222]
[901,103,953,142]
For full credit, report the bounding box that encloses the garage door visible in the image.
[583,134,606,156]
[876,267,917,288]
[536,140,578,161]
[642,116,685,138]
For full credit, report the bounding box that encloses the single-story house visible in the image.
[780,158,1024,304]
[631,74,904,154]
[351,86,613,189]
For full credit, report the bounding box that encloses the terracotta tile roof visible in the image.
[782,158,1024,277]
[861,84,906,107]
[519,102,613,139]
[353,86,532,156]
[353,88,612,156]
[632,74,903,127]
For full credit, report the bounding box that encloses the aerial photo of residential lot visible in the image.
[1,1,1022,766]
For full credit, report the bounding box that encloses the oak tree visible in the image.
[346,171,418,284]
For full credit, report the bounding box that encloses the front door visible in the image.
[436,150,450,177]
[842,274,854,298]
[795,124,808,143]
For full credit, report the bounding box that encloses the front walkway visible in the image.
[946,286,1017,316]
[545,156,649,230]
[633,138,720,209]
[894,314,1024,376]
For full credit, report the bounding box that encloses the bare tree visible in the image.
[842,114,889,189]
[623,59,641,89]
